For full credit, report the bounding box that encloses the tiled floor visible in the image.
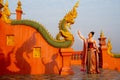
[0,65,120,80]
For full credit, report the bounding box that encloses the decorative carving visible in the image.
[107,39,120,58]
[33,47,41,58]
[6,34,14,46]
[107,39,113,56]
[16,0,22,11]
[0,0,3,4]
[0,0,4,9]
[56,0,80,41]
[100,30,105,38]
[1,0,11,23]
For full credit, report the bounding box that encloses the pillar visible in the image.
[16,10,22,20]
[98,31,107,68]
[60,48,74,75]
[16,0,23,20]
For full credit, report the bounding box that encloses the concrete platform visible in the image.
[0,65,120,80]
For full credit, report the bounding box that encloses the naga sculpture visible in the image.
[56,1,79,41]
[107,39,120,58]
[11,0,80,48]
[0,0,11,23]
[0,0,3,9]
[0,0,3,4]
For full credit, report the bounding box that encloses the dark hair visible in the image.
[90,31,95,36]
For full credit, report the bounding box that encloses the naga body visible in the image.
[1,0,80,48]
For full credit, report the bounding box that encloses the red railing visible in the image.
[71,51,83,65]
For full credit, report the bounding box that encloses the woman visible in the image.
[78,30,100,74]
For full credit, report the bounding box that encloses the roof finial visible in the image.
[16,0,22,11]
[100,30,105,38]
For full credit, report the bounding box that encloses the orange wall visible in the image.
[0,20,62,75]
[102,49,120,71]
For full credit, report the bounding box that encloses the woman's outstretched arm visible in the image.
[78,30,85,41]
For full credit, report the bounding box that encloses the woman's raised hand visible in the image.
[77,30,85,40]
[78,30,81,35]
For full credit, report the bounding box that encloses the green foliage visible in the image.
[11,20,73,48]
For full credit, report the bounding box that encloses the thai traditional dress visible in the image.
[81,39,100,74]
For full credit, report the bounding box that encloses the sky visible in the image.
[8,0,120,53]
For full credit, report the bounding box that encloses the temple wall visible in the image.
[102,48,120,71]
[0,20,62,75]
